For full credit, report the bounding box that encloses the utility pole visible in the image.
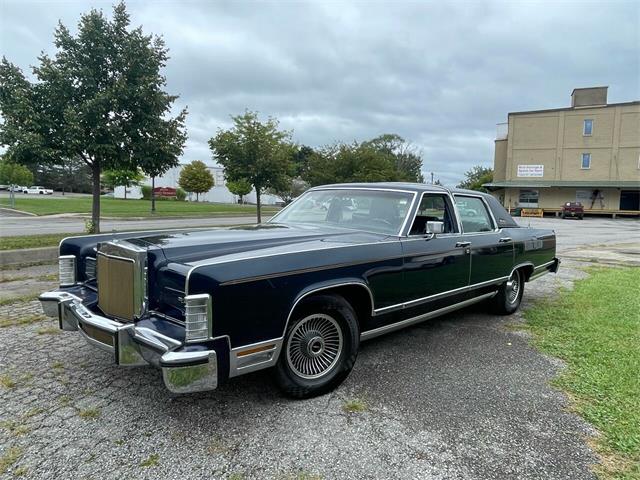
[430,172,434,185]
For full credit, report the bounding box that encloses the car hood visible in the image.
[129,223,390,265]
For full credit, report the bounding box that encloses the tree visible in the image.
[209,111,293,222]
[226,178,252,204]
[178,161,214,201]
[0,158,33,208]
[457,165,493,192]
[363,134,424,182]
[0,2,187,232]
[0,159,34,186]
[33,157,92,194]
[303,134,425,187]
[103,168,144,199]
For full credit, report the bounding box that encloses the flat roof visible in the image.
[507,100,640,117]
[484,180,640,189]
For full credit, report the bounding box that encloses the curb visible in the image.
[0,207,37,217]
[0,247,58,267]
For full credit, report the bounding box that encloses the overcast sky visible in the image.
[1,0,638,186]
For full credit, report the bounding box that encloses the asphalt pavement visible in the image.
[2,218,639,478]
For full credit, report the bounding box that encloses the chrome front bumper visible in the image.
[39,291,218,394]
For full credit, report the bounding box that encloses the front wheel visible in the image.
[274,294,359,398]
[490,269,524,315]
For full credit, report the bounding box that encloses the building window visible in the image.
[583,119,593,136]
[581,153,591,169]
[518,189,539,208]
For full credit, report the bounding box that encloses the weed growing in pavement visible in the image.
[342,398,367,413]
[0,446,23,475]
[77,407,101,420]
[140,454,160,468]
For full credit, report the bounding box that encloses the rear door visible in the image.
[454,194,514,287]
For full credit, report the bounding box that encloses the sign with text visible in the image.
[153,187,177,198]
[517,165,544,177]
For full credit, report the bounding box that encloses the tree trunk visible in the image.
[256,187,262,223]
[124,186,128,200]
[151,177,156,212]
[91,162,101,233]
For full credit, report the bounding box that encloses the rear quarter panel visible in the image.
[509,227,556,272]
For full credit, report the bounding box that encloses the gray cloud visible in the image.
[1,0,638,185]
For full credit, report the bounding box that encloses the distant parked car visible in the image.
[0,185,8,191]
[23,186,54,195]
[561,202,584,219]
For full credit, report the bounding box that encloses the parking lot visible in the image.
[1,217,638,479]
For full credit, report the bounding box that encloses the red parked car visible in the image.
[561,202,584,219]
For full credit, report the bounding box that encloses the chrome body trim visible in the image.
[282,281,376,338]
[361,291,497,341]
[529,259,560,280]
[374,276,509,315]
[229,337,284,378]
[38,291,217,394]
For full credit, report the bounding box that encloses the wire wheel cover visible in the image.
[286,313,343,379]
[507,272,520,304]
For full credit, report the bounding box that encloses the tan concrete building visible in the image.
[487,87,640,215]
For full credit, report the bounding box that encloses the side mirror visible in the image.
[425,221,444,238]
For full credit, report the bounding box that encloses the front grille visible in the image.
[97,254,136,321]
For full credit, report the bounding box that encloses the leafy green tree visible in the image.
[103,168,144,199]
[0,2,186,232]
[363,133,424,182]
[178,160,214,201]
[0,159,34,187]
[209,111,293,222]
[457,165,493,192]
[226,178,252,204]
[0,158,33,208]
[304,134,424,187]
[33,157,92,194]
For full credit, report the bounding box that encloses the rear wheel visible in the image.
[490,269,524,315]
[274,294,359,398]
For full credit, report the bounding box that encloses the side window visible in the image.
[409,194,457,235]
[455,196,495,233]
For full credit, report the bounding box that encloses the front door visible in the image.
[398,193,471,309]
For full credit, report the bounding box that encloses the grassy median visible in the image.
[0,196,279,217]
[0,233,73,250]
[524,267,640,479]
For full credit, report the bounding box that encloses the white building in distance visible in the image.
[114,164,282,205]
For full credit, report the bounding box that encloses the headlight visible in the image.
[59,255,76,286]
[184,294,212,343]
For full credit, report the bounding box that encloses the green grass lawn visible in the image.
[0,233,73,251]
[524,267,640,479]
[0,196,279,217]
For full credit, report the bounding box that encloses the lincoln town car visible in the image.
[39,183,559,398]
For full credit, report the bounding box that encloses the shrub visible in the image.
[141,185,152,200]
[176,187,186,201]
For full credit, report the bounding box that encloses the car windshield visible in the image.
[270,189,414,235]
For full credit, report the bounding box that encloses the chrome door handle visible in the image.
[455,241,471,248]
[498,237,512,243]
